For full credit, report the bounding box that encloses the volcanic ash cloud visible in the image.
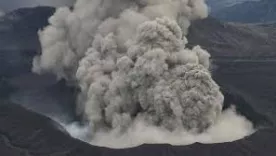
[32,0,254,148]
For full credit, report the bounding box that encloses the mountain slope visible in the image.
[211,0,276,23]
[188,17,276,58]
[207,0,260,12]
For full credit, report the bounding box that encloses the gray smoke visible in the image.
[0,10,4,17]
[33,0,254,148]
[77,17,224,133]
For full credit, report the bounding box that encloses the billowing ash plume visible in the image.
[33,0,209,79]
[33,0,253,147]
[76,17,224,133]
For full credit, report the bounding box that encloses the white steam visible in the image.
[90,107,254,148]
[33,0,254,148]
[64,107,254,148]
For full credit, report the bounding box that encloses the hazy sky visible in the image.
[0,0,75,12]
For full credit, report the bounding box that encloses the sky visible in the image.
[0,0,75,12]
